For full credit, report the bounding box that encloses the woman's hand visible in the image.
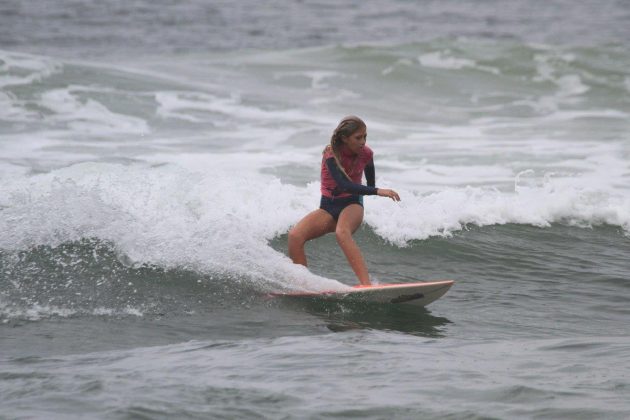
[377,188,400,202]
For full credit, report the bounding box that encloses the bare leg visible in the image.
[335,204,370,285]
[288,209,336,266]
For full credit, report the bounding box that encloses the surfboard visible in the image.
[271,280,454,307]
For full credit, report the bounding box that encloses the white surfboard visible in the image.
[272,280,454,307]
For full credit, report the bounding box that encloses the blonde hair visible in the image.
[323,115,366,180]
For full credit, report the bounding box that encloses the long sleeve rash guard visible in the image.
[324,157,378,196]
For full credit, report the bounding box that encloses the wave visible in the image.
[0,161,342,287]
[0,237,265,322]
[1,161,628,321]
[367,176,630,246]
[1,161,628,254]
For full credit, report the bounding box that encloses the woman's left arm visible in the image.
[365,158,400,201]
[364,159,375,188]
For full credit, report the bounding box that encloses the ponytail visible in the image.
[322,115,366,180]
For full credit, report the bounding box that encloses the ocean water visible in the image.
[1,1,630,419]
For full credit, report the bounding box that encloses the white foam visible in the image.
[92,306,144,317]
[0,163,347,293]
[530,52,592,113]
[39,87,149,135]
[365,177,630,246]
[381,133,628,194]
[145,149,315,175]
[555,74,590,97]
[0,50,62,88]
[0,132,70,160]
[0,303,77,321]
[419,51,477,70]
[0,91,39,122]
[381,58,414,76]
[0,300,145,321]
[389,164,514,190]
[154,91,326,126]
[418,51,499,74]
[273,70,341,89]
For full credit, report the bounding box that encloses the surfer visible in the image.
[288,116,400,285]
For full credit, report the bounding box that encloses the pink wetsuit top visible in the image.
[320,145,375,198]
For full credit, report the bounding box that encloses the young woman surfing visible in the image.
[288,116,400,286]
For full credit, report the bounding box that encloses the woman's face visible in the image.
[342,126,367,154]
